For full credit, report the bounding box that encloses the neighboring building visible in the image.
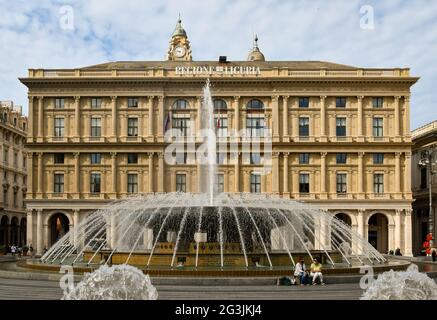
[20,18,418,256]
[411,121,437,255]
[0,101,28,247]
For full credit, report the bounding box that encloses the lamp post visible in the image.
[419,147,437,250]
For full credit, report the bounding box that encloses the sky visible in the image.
[0,0,436,129]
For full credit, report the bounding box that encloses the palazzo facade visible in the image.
[20,19,418,255]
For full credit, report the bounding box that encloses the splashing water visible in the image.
[62,264,158,300]
[361,264,437,300]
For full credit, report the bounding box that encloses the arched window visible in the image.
[22,122,26,131]
[213,99,227,111]
[246,99,264,109]
[172,99,189,110]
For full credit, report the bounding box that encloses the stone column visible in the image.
[283,152,289,195]
[357,209,365,254]
[158,152,165,192]
[395,209,402,250]
[358,152,364,198]
[37,153,43,198]
[233,96,240,132]
[148,96,154,140]
[404,209,413,256]
[73,209,79,247]
[74,96,80,141]
[26,209,33,247]
[111,152,117,197]
[320,152,327,196]
[120,114,127,139]
[243,170,250,193]
[320,96,326,138]
[394,96,401,138]
[357,96,364,139]
[234,152,240,192]
[111,96,117,141]
[404,96,411,135]
[73,152,80,199]
[36,209,43,255]
[26,152,33,199]
[37,97,44,142]
[272,152,279,194]
[157,96,164,141]
[138,170,144,193]
[28,96,34,141]
[404,152,412,196]
[282,96,289,141]
[291,114,299,139]
[120,170,127,196]
[292,170,299,197]
[272,96,279,142]
[148,153,154,193]
[395,152,401,194]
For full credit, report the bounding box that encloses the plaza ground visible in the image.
[0,256,436,300]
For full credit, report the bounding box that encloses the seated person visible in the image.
[294,258,308,285]
[310,258,325,285]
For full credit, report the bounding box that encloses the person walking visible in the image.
[310,258,325,285]
[11,245,16,257]
[29,245,35,259]
[432,248,436,262]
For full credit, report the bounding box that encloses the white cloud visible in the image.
[0,0,436,129]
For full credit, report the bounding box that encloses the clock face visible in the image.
[174,46,186,58]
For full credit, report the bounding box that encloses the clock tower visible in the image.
[166,17,192,61]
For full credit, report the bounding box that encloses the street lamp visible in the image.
[418,146,437,251]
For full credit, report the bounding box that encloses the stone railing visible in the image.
[29,67,410,79]
[412,120,437,139]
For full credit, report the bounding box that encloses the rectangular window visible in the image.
[373,153,384,164]
[176,174,186,192]
[54,117,65,137]
[299,173,310,193]
[246,117,265,137]
[54,173,64,193]
[90,173,101,194]
[127,118,138,137]
[374,173,384,194]
[299,97,309,108]
[373,117,383,137]
[216,153,226,165]
[14,152,18,167]
[336,173,347,194]
[90,153,101,164]
[127,173,138,194]
[127,153,138,164]
[336,117,347,137]
[216,174,224,193]
[3,149,8,164]
[336,153,347,164]
[172,117,189,137]
[91,117,102,137]
[299,153,310,164]
[299,117,309,137]
[91,98,102,109]
[373,97,383,108]
[250,153,261,165]
[23,156,26,169]
[336,97,346,108]
[420,167,427,189]
[54,153,65,164]
[250,174,261,193]
[55,98,65,109]
[128,97,139,108]
[216,117,228,137]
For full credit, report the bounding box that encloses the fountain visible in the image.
[38,80,392,276]
[361,264,437,300]
[63,264,158,300]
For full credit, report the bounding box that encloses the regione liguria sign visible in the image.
[175,65,261,75]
